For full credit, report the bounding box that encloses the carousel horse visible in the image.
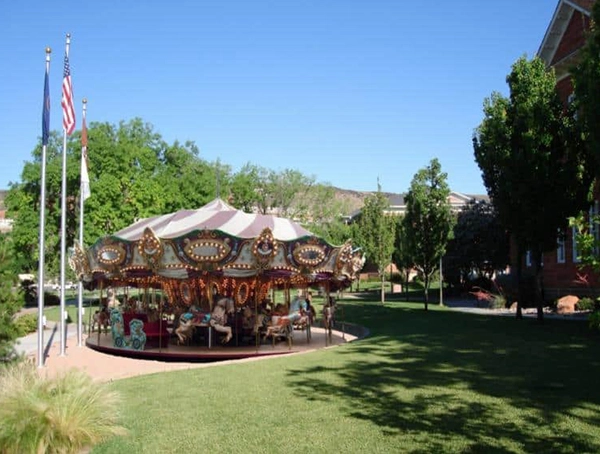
[265,298,307,336]
[289,297,309,330]
[263,302,299,342]
[323,299,336,342]
[209,297,235,344]
[175,313,195,345]
[90,308,110,334]
[110,308,126,348]
[129,318,146,350]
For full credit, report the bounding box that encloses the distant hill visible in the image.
[331,187,372,215]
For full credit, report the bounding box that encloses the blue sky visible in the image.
[0,0,557,195]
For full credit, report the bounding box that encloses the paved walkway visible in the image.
[443,297,590,320]
[15,321,352,382]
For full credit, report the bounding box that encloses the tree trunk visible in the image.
[380,273,385,304]
[423,276,429,311]
[404,270,410,302]
[515,247,523,320]
[533,251,545,323]
[439,257,444,306]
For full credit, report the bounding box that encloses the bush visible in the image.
[0,361,127,453]
[490,294,507,309]
[589,311,600,331]
[12,314,37,337]
[469,287,507,309]
[577,297,595,312]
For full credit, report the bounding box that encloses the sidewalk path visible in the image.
[444,297,590,321]
[15,323,350,383]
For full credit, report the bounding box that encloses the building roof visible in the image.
[348,191,488,220]
[538,0,594,78]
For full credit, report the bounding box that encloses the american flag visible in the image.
[61,50,75,135]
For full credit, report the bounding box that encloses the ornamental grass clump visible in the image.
[0,361,127,454]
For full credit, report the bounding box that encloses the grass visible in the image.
[86,297,600,453]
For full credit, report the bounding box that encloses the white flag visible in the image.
[81,116,90,201]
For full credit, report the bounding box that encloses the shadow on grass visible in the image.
[288,301,600,453]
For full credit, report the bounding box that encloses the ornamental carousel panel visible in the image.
[72,198,364,293]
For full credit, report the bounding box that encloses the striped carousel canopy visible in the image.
[114,198,313,241]
[73,198,364,291]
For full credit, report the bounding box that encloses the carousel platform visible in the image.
[85,325,356,363]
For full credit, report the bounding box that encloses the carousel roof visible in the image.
[114,198,313,241]
[72,198,364,290]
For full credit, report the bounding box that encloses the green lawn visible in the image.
[88,298,600,453]
[42,298,100,325]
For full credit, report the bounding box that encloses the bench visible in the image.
[142,320,170,348]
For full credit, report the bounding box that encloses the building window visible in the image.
[591,201,600,255]
[572,226,580,263]
[568,93,578,120]
[557,230,566,264]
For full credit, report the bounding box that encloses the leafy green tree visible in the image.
[158,140,219,213]
[445,199,509,291]
[473,56,594,320]
[0,234,23,360]
[574,1,600,175]
[6,119,216,276]
[255,168,315,219]
[310,215,352,247]
[354,185,396,303]
[403,158,454,310]
[230,163,262,212]
[392,215,415,300]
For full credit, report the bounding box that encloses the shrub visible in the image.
[12,314,37,337]
[589,311,600,331]
[577,297,595,312]
[470,287,507,309]
[0,361,127,453]
[490,294,507,309]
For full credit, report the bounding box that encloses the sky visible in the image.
[0,0,559,195]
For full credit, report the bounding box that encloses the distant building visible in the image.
[348,191,488,222]
[0,189,12,233]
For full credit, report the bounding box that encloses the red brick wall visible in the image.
[571,0,595,12]
[551,10,591,65]
[555,77,574,106]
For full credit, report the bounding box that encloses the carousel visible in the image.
[70,198,365,362]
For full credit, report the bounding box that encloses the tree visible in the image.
[573,1,600,175]
[403,158,454,310]
[0,234,23,360]
[6,119,216,276]
[354,184,396,303]
[445,199,510,291]
[230,163,262,213]
[392,215,415,301]
[473,56,594,321]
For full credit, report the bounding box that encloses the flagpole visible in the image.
[77,98,87,347]
[59,33,74,357]
[37,47,51,368]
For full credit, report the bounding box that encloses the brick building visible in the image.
[536,0,598,299]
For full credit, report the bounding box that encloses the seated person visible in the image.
[188,303,210,325]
